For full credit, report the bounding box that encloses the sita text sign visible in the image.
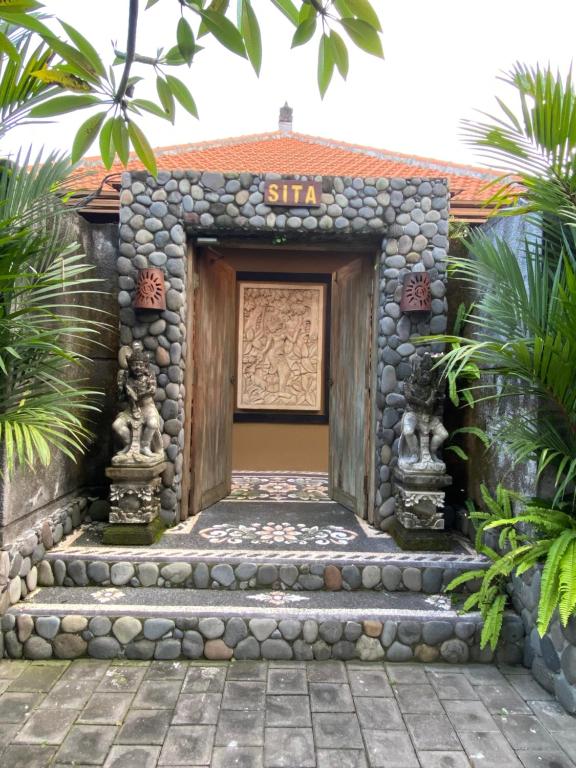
[264,181,322,207]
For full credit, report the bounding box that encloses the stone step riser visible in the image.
[1,609,523,666]
[39,556,483,594]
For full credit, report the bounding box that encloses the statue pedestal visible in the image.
[104,461,167,545]
[391,466,452,552]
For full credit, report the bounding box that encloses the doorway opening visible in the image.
[184,242,377,525]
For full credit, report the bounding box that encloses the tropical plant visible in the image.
[0,0,384,174]
[436,63,576,646]
[0,21,107,476]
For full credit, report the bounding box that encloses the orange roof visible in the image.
[77,130,502,221]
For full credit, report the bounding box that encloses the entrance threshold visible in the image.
[228,471,330,503]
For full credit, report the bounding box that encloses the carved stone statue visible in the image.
[392,352,452,550]
[112,342,163,466]
[398,352,448,473]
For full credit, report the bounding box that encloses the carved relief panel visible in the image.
[237,282,326,411]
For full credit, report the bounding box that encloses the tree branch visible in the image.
[114,0,139,104]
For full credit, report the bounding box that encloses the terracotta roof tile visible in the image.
[78,130,500,203]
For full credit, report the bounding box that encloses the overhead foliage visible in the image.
[0,0,384,174]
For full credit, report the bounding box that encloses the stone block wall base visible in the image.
[390,519,453,552]
[103,518,166,546]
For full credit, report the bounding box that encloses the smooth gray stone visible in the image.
[235,563,257,581]
[249,619,277,641]
[386,641,413,661]
[211,564,235,587]
[279,619,301,641]
[23,636,53,660]
[88,636,122,659]
[68,560,88,586]
[234,637,260,660]
[193,563,209,588]
[110,562,135,586]
[319,621,343,645]
[440,639,469,663]
[342,565,361,589]
[182,631,204,659]
[398,621,421,645]
[223,617,248,648]
[422,621,453,646]
[143,619,175,641]
[154,640,181,660]
[257,564,278,585]
[89,616,112,636]
[87,561,110,584]
[198,618,225,639]
[36,616,60,640]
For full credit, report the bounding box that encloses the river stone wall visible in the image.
[0,497,88,615]
[37,556,481,593]
[118,171,449,526]
[1,609,523,664]
[512,568,576,713]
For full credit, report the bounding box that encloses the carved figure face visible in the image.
[129,358,147,378]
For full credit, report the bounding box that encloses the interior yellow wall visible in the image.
[233,423,329,472]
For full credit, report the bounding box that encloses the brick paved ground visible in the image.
[0,659,575,767]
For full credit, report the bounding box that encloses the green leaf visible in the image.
[269,0,299,25]
[146,0,161,7]
[99,116,115,168]
[42,35,100,82]
[339,17,383,57]
[165,74,199,118]
[0,30,19,62]
[291,17,316,48]
[29,94,101,118]
[329,29,349,79]
[196,9,246,57]
[112,116,130,165]
[317,34,334,99]
[446,445,469,461]
[240,0,261,75]
[60,21,107,78]
[128,119,157,176]
[71,110,106,163]
[31,69,92,92]
[344,0,382,31]
[131,98,173,120]
[177,16,196,64]
[156,75,175,122]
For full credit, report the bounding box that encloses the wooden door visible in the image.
[329,256,374,519]
[190,253,236,513]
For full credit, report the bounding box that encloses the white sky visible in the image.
[4,0,575,167]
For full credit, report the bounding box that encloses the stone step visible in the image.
[40,545,487,594]
[2,585,524,665]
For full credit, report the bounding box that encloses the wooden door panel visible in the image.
[329,257,373,518]
[191,255,235,514]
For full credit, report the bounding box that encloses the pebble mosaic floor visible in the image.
[0,658,575,767]
[227,472,331,503]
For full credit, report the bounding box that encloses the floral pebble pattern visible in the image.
[198,521,359,546]
[228,472,330,502]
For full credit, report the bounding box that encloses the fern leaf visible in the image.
[558,537,576,625]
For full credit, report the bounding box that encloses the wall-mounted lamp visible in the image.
[400,273,432,312]
[134,268,166,310]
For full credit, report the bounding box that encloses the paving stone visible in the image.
[443,699,499,731]
[56,724,117,764]
[1,744,57,768]
[363,729,419,767]
[394,683,443,713]
[267,668,307,695]
[316,750,368,768]
[132,680,182,709]
[158,724,215,765]
[212,746,264,768]
[215,709,265,746]
[227,661,267,681]
[173,692,222,724]
[97,665,146,692]
[182,666,225,693]
[39,677,95,710]
[404,712,461,750]
[508,675,554,701]
[310,682,354,712]
[355,696,404,730]
[528,698,576,730]
[14,706,78,744]
[265,695,311,727]
[307,660,346,683]
[117,709,172,744]
[79,692,133,724]
[348,668,393,697]
[264,726,315,767]
[103,745,161,768]
[145,660,187,680]
[459,730,524,767]
[312,712,364,749]
[477,682,532,713]
[417,752,472,768]
[0,691,41,721]
[518,752,576,768]
[495,713,559,751]
[386,664,427,684]
[429,672,479,700]
[222,681,266,710]
[8,662,65,691]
